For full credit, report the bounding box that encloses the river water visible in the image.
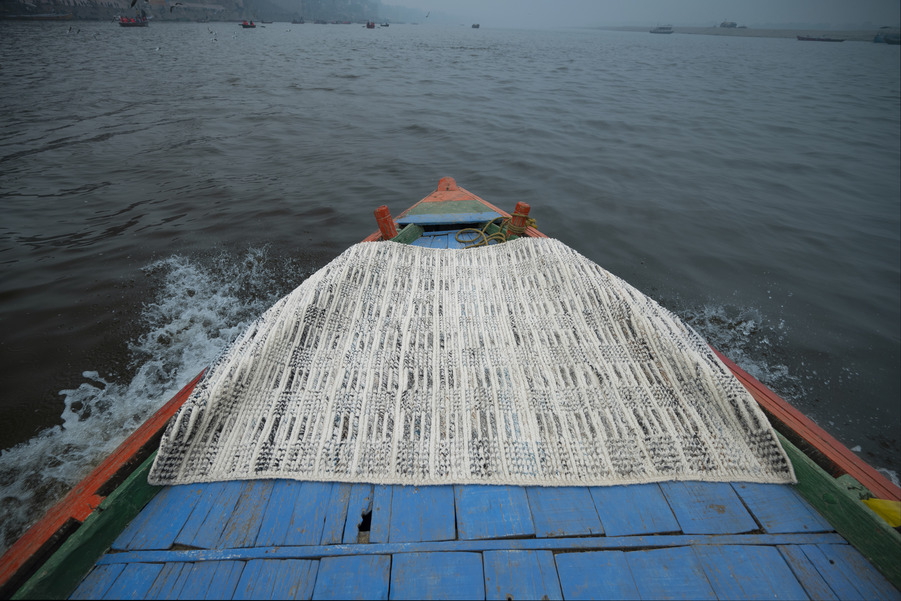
[1,21,899,553]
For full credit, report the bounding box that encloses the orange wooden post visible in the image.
[374,205,398,240]
[508,202,531,235]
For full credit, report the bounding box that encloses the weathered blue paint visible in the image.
[526,486,604,537]
[454,485,534,540]
[76,477,901,600]
[390,552,484,600]
[589,483,679,536]
[694,545,810,600]
[659,481,758,534]
[396,212,502,226]
[389,486,456,543]
[483,550,562,600]
[312,555,390,601]
[625,546,717,600]
[555,550,639,600]
[95,532,848,565]
[731,481,833,533]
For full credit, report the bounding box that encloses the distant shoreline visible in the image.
[601,26,891,43]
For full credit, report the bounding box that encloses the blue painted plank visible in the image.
[369,485,393,543]
[320,483,354,545]
[589,483,680,536]
[390,552,485,600]
[694,545,810,599]
[283,481,337,546]
[231,559,266,600]
[270,559,320,600]
[555,551,639,600]
[731,482,833,533]
[483,550,562,601]
[115,484,209,550]
[217,480,276,549]
[256,479,304,547]
[70,564,126,600]
[389,486,456,543]
[396,212,502,226]
[801,544,900,601]
[343,484,374,544]
[312,555,391,600]
[232,559,318,600]
[659,481,757,534]
[526,487,604,537]
[184,480,247,549]
[173,481,241,548]
[145,562,189,600]
[454,485,535,540]
[101,563,164,600]
[778,545,839,600]
[203,560,246,600]
[97,532,847,566]
[432,234,451,249]
[446,233,468,249]
[625,546,717,600]
[175,561,220,600]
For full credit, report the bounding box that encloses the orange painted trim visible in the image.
[0,369,205,591]
[713,348,901,502]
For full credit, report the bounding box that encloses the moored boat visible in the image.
[797,35,845,42]
[0,178,899,600]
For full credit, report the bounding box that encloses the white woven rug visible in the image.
[149,238,795,487]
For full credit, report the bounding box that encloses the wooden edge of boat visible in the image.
[0,370,205,599]
[1,177,898,597]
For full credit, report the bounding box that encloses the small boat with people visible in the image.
[0,177,898,600]
[118,14,149,27]
[240,20,255,28]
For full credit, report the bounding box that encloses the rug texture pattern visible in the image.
[149,238,795,487]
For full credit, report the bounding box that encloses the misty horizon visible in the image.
[381,0,901,30]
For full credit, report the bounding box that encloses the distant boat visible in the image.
[797,35,844,42]
[650,25,673,34]
[472,23,480,28]
[366,20,375,29]
[380,22,389,27]
[240,20,256,28]
[291,17,304,24]
[118,14,148,27]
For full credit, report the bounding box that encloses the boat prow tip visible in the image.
[437,176,458,191]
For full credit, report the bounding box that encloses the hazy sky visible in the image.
[386,0,901,30]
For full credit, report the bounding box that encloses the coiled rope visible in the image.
[455,212,537,249]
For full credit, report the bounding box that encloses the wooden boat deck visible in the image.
[72,479,897,600]
[5,178,899,600]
